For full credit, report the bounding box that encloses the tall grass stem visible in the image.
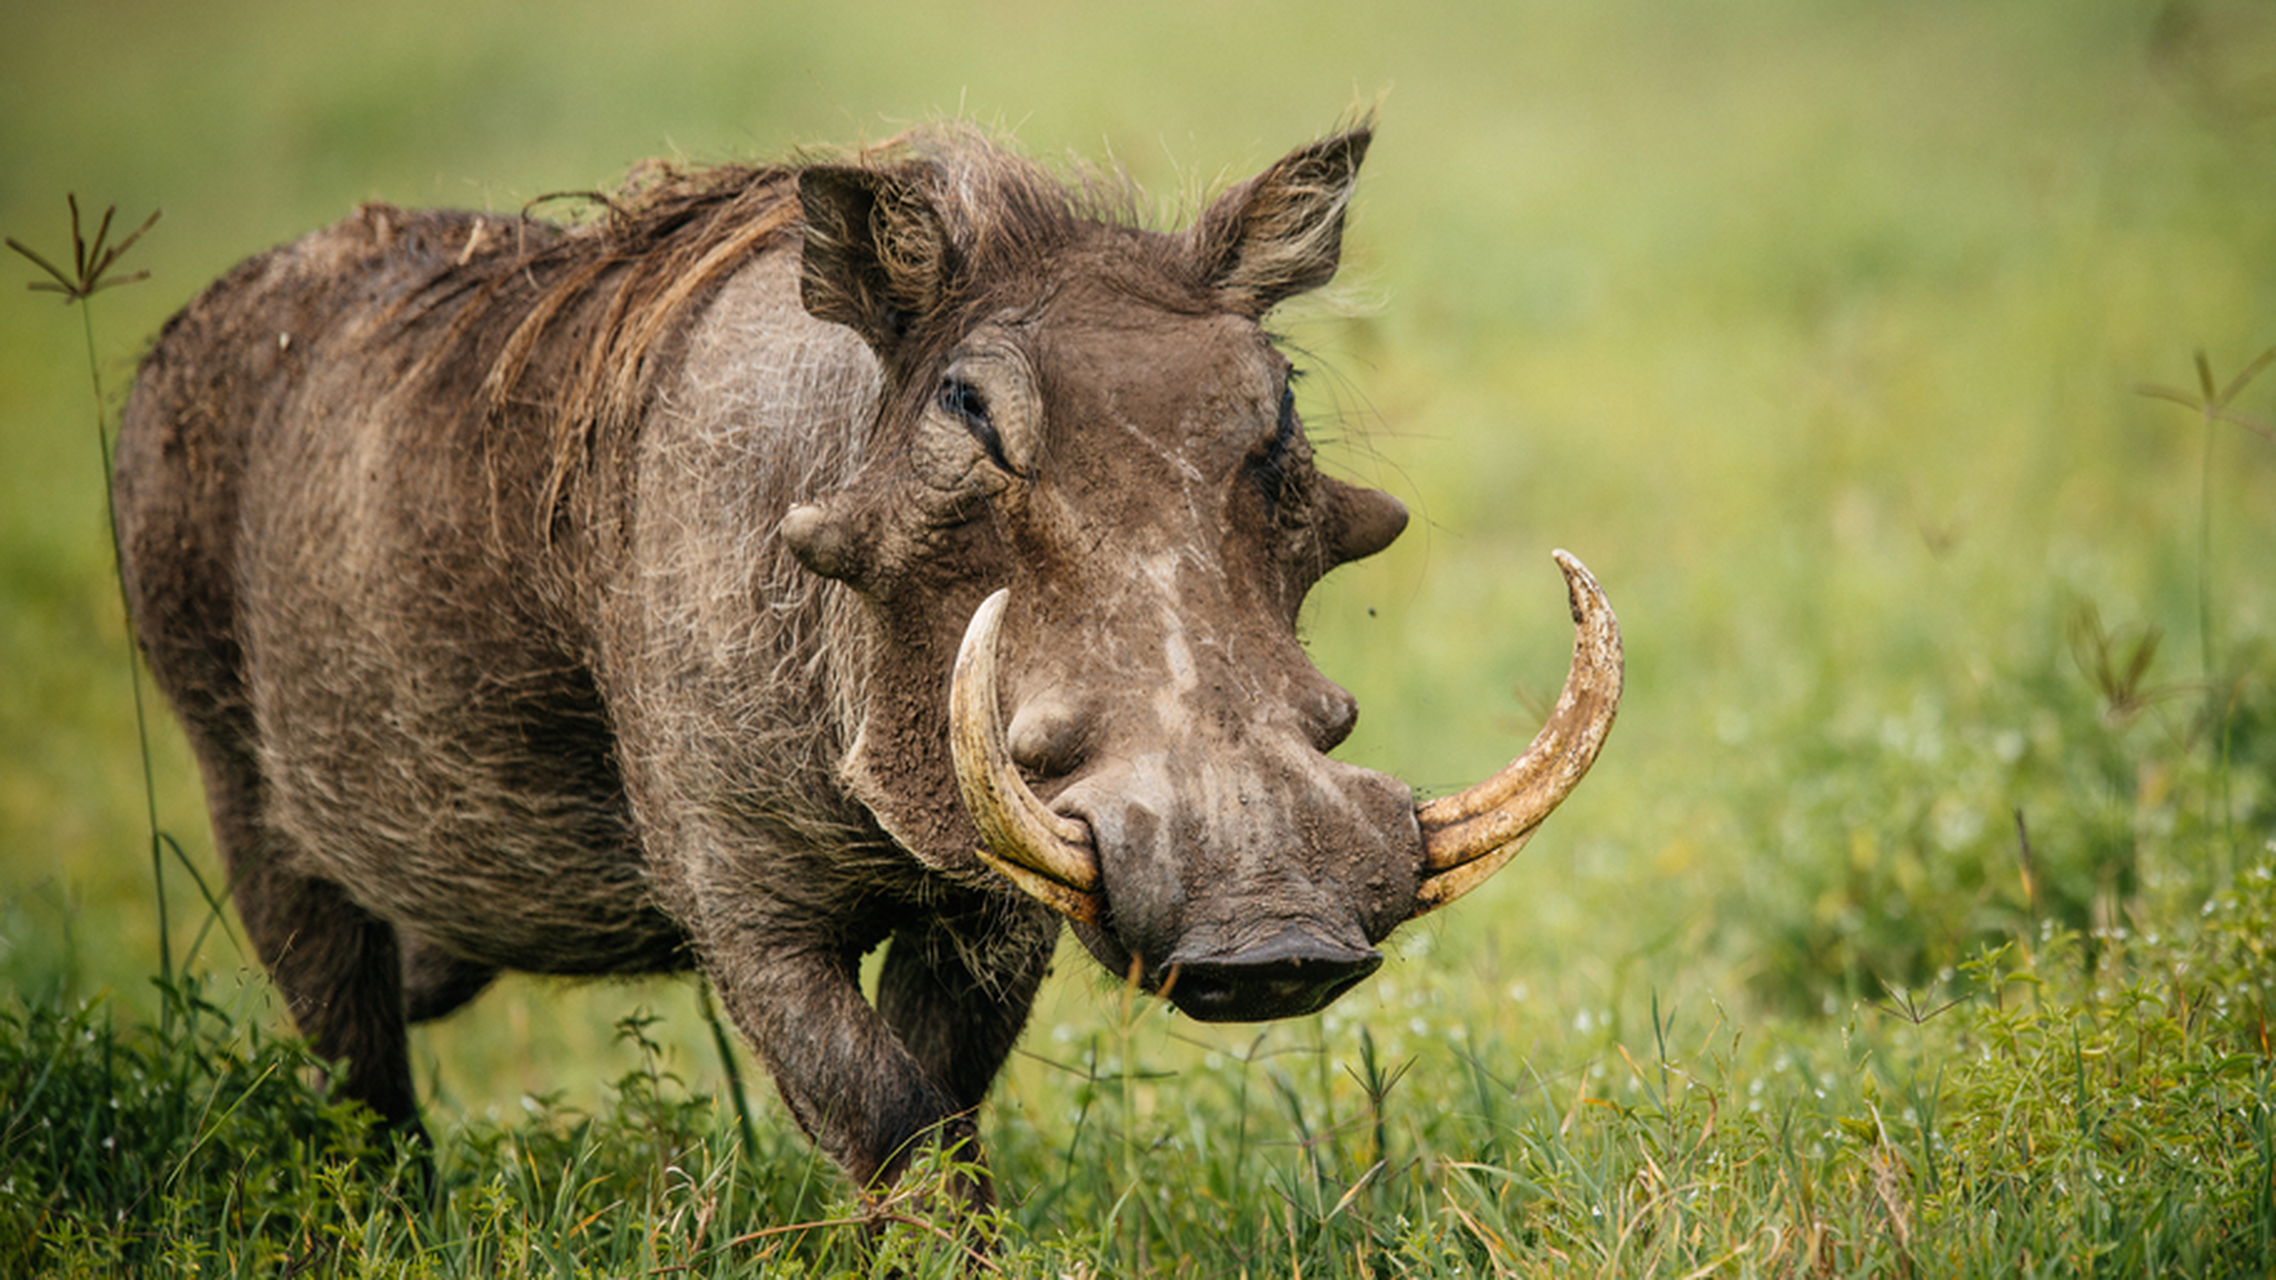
[13,199,176,997]
[2196,408,2238,882]
[78,298,176,996]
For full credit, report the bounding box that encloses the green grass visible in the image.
[6,0,2276,1273]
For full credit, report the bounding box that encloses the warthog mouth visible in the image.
[949,551,1623,997]
[1159,928,1385,1022]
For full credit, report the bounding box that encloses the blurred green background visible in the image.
[5,0,2274,1124]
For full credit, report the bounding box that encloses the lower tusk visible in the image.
[973,845,1105,925]
[1412,830,1539,915]
[950,589,1107,923]
[1412,550,1622,915]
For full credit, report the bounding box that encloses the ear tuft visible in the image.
[1191,127,1372,317]
[797,166,953,354]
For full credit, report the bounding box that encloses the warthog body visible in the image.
[115,123,1619,1205]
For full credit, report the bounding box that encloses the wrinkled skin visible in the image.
[111,123,1617,1214]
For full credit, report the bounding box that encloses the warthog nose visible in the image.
[1163,929,1383,1023]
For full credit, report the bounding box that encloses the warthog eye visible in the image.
[938,376,1010,474]
[1248,380,1299,504]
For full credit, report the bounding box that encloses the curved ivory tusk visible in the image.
[950,589,1106,924]
[1411,550,1623,915]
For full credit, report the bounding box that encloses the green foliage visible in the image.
[0,977,390,1276]
[15,899,2276,1276]
[0,992,928,1277]
[1907,894,2276,1274]
[1720,595,2276,1014]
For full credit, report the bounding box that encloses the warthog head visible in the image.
[780,126,1620,1022]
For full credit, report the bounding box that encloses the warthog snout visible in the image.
[1042,741,1420,1022]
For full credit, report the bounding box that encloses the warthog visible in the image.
[114,122,1621,1207]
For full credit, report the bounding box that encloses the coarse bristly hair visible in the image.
[443,125,1192,546]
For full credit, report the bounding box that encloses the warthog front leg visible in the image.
[703,919,998,1205]
[874,906,1058,1118]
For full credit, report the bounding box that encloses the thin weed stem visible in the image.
[10,199,174,995]
[81,300,176,994]
[2201,418,2237,881]
[2137,343,2276,882]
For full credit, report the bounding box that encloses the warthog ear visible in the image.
[1321,476,1409,565]
[1191,126,1372,317]
[798,166,953,354]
